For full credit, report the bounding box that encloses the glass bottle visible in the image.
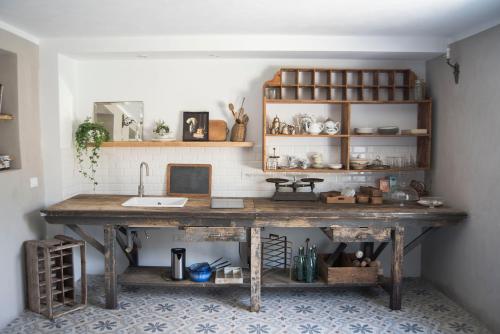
[296,247,305,281]
[311,245,318,279]
[305,248,315,283]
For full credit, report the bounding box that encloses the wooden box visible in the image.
[215,267,244,284]
[25,235,87,319]
[318,253,378,285]
[320,191,356,204]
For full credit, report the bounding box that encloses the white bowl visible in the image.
[328,163,343,170]
[355,127,376,135]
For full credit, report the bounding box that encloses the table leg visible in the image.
[104,225,117,309]
[390,226,404,310]
[250,227,261,312]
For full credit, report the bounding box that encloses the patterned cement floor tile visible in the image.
[0,277,491,334]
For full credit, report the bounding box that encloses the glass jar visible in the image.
[267,147,280,170]
[414,79,425,100]
[389,182,420,206]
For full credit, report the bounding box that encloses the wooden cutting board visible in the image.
[209,120,228,141]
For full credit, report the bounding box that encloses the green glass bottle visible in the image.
[305,247,315,283]
[296,246,305,281]
[311,245,318,280]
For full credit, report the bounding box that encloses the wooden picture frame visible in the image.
[183,111,209,141]
[166,163,212,198]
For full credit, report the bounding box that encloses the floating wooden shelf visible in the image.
[262,67,432,173]
[0,114,14,120]
[98,141,254,148]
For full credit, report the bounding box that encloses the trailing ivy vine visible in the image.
[75,118,110,189]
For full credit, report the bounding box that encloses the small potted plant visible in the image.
[75,118,110,189]
[153,120,173,141]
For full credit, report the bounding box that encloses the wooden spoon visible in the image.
[228,103,236,119]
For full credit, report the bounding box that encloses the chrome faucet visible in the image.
[138,162,149,197]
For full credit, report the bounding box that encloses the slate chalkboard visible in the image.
[167,164,212,198]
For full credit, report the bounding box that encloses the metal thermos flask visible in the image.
[171,248,186,280]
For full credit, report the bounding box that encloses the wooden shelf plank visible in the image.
[119,266,249,287]
[119,266,378,288]
[265,99,431,105]
[266,134,348,138]
[98,141,254,148]
[0,114,14,120]
[264,167,429,173]
[265,168,347,173]
[350,134,430,138]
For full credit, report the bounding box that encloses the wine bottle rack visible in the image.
[25,235,87,319]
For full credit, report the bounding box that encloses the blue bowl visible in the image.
[188,263,213,282]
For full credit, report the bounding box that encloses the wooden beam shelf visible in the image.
[262,67,432,173]
[98,141,254,148]
[0,114,14,120]
[119,266,378,288]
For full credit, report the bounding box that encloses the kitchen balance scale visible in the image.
[266,177,324,201]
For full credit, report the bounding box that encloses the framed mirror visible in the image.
[93,101,144,141]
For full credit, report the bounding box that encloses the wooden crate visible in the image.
[215,267,244,284]
[25,235,87,319]
[320,192,356,204]
[318,253,378,285]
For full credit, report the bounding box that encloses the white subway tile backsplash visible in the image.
[63,142,424,198]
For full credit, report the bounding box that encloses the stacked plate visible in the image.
[350,157,369,170]
[377,126,399,135]
[354,127,375,135]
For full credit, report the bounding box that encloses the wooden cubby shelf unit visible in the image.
[265,68,417,102]
[262,68,432,173]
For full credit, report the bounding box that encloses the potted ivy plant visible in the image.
[75,118,110,189]
[153,120,173,141]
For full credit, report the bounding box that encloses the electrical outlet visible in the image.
[30,177,39,188]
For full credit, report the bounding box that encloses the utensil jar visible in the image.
[230,123,246,142]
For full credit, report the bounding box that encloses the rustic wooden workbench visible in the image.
[41,194,467,312]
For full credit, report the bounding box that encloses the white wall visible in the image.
[424,24,500,333]
[0,28,44,328]
[57,57,426,276]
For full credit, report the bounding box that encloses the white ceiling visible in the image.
[0,0,499,40]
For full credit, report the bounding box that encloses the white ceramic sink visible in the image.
[122,196,188,208]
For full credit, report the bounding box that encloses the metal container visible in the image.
[171,248,186,280]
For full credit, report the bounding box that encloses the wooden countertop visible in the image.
[41,194,467,228]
